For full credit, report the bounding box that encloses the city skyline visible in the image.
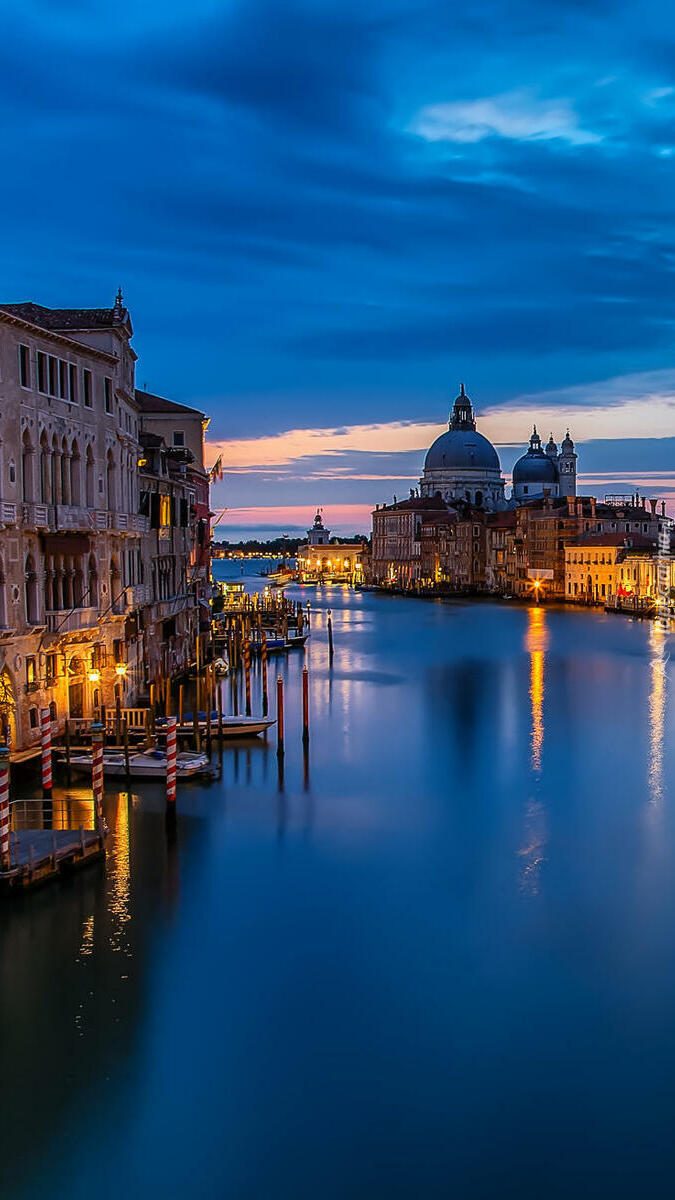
[4,0,675,530]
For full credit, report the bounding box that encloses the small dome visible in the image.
[561,429,574,452]
[545,433,557,455]
[424,429,500,472]
[513,447,559,486]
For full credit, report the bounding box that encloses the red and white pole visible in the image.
[276,674,284,758]
[0,745,10,870]
[40,707,52,799]
[91,721,104,828]
[166,716,177,806]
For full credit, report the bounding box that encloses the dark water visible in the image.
[3,561,675,1197]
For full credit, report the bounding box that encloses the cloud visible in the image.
[411,90,602,146]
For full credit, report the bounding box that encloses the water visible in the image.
[3,563,675,1197]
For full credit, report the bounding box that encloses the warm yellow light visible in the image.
[115,663,127,676]
[88,670,101,684]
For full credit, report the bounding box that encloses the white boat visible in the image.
[66,749,213,779]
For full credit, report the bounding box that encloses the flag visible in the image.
[209,454,224,482]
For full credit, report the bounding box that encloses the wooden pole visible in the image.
[193,702,201,752]
[217,679,223,752]
[0,745,10,871]
[261,631,268,717]
[64,717,72,783]
[178,683,184,727]
[91,721,104,830]
[276,674,284,758]
[165,676,171,718]
[302,665,309,745]
[231,664,239,716]
[327,609,334,663]
[115,692,122,746]
[123,719,131,782]
[244,639,251,716]
[166,716,177,807]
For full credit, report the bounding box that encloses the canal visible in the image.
[3,563,675,1197]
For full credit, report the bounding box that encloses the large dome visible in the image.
[425,429,500,472]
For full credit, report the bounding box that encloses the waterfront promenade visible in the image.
[3,566,675,1197]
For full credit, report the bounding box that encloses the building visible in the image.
[564,533,670,606]
[297,511,366,583]
[0,297,211,754]
[419,384,506,510]
[371,494,448,586]
[512,427,577,501]
[486,511,517,594]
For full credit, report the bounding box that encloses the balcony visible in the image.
[56,504,94,532]
[1,501,17,526]
[109,512,149,534]
[125,584,150,607]
[22,502,52,529]
[45,607,99,635]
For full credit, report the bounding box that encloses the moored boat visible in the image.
[65,749,213,779]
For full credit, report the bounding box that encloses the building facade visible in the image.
[296,510,366,583]
[0,299,211,754]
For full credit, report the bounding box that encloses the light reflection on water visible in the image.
[4,565,675,1199]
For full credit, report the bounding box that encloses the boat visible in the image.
[157,713,276,738]
[249,636,288,653]
[285,632,308,649]
[65,749,213,779]
[214,657,229,676]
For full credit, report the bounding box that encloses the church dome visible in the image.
[424,428,500,471]
[513,427,559,486]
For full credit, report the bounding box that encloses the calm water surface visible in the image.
[3,561,675,1197]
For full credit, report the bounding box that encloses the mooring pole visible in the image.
[276,674,284,758]
[244,638,252,717]
[166,716,177,808]
[327,609,334,664]
[0,745,10,871]
[91,721,104,831]
[40,707,52,800]
[261,631,268,716]
[302,665,309,746]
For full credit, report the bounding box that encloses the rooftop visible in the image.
[0,299,131,333]
[135,388,205,418]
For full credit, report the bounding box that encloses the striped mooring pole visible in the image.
[166,716,177,807]
[261,631,268,717]
[40,707,52,799]
[244,638,252,717]
[91,721,104,828]
[0,745,9,870]
[302,665,309,746]
[276,674,284,758]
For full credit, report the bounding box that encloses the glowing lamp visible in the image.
[88,669,101,684]
[115,663,127,676]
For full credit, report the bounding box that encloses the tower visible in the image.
[307,508,330,546]
[557,431,577,498]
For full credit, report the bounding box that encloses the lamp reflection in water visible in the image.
[108,791,132,956]
[647,623,668,811]
[518,606,550,893]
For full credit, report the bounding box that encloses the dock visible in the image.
[0,826,106,893]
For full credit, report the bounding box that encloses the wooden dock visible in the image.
[0,826,106,893]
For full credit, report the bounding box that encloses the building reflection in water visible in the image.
[519,606,550,894]
[647,624,668,811]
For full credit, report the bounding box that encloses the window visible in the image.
[8,461,15,485]
[29,707,38,729]
[49,700,57,722]
[172,430,185,447]
[59,359,69,400]
[104,377,113,414]
[83,369,92,407]
[46,652,58,681]
[37,351,47,393]
[69,363,78,403]
[19,344,30,388]
[48,355,58,396]
[26,656,36,686]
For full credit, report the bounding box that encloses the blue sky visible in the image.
[4,0,675,533]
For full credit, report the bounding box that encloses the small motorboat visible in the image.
[157,714,276,738]
[66,749,213,779]
[285,632,308,649]
[249,637,288,653]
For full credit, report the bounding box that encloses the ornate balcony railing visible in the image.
[22,502,51,529]
[45,607,99,634]
[1,502,17,526]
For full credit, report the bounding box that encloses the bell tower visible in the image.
[557,431,577,497]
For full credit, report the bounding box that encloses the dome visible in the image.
[512,448,559,485]
[424,429,500,472]
[561,429,574,452]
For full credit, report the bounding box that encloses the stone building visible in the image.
[420,385,506,510]
[512,428,577,502]
[0,298,211,755]
[371,495,447,586]
[296,510,366,583]
[564,533,667,605]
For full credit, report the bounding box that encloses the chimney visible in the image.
[662,500,666,516]
[567,495,575,517]
[590,497,596,518]
[650,498,657,516]
[576,497,583,517]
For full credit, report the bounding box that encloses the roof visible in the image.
[135,388,205,418]
[569,532,656,549]
[0,301,131,333]
[374,496,448,514]
[424,427,500,472]
[512,448,559,485]
[487,510,517,528]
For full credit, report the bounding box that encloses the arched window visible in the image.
[22,429,34,502]
[106,448,116,511]
[60,437,70,505]
[88,554,98,608]
[51,434,60,504]
[49,700,57,722]
[25,554,39,624]
[70,439,81,505]
[110,555,122,613]
[85,445,95,508]
[40,431,51,504]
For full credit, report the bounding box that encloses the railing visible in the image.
[56,504,91,531]
[9,797,97,833]
[22,501,51,528]
[125,584,150,607]
[45,607,99,634]
[1,501,17,525]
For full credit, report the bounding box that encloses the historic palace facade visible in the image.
[0,296,211,755]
